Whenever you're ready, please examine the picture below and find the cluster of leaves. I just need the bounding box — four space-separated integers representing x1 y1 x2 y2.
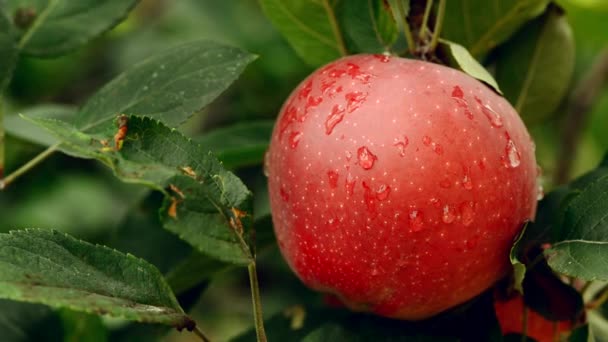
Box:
0 0 607 341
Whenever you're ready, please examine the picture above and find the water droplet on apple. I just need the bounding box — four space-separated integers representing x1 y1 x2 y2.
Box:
345 91 367 113
280 186 289 202
452 86 464 99
327 170 339 189
422 136 432 146
376 184 391 201
325 104 345 135
374 54 390 63
393 136 409 157
537 184 544 201
460 202 475 226
357 146 377 170
409 210 424 232
345 173 355 196
429 198 442 208
442 205 456 224
345 151 352 161
289 131 303 149
502 139 521 168
462 174 473 190
439 178 451 188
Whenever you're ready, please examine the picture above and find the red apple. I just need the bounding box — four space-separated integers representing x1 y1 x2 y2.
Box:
494 294 572 341
266 54 537 320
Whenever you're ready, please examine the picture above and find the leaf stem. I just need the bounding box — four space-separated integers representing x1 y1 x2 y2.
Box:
1 143 59 190
419 0 434 40
429 0 446 52
395 0 415 55
248 262 267 342
321 0 347 56
586 285 608 310
555 48 608 184
193 326 211 342
0 96 4 181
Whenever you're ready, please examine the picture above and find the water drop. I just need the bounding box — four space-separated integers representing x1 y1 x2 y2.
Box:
409 210 424 232
537 184 544 201
422 136 432 146
432 142 443 155
289 131 303 149
345 173 356 196
376 184 391 201
371 267 379 275
362 182 376 213
452 86 464 98
393 136 409 156
460 202 475 226
280 186 289 202
345 91 367 113
439 178 451 188
357 146 377 170
475 97 503 127
502 139 521 168
345 151 353 161
374 54 390 63
325 104 345 135
442 205 456 224
462 174 473 190
327 170 339 189
429 198 442 208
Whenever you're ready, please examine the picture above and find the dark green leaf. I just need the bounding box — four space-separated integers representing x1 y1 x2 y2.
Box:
0 300 63 342
495 5 575 123
569 324 595 342
546 173 608 280
76 40 257 131
25 115 254 265
0 229 193 329
0 9 18 91
338 0 398 53
6 0 138 57
5 104 75 146
195 120 274 170
58 309 108 342
442 0 549 58
259 0 345 66
438 39 502 94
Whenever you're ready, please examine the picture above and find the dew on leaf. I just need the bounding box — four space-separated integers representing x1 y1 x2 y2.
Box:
357 146 377 170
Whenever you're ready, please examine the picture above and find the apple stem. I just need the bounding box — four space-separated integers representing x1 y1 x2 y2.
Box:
419 0 433 41
428 0 446 52
394 0 415 55
193 326 211 342
0 143 59 190
248 262 268 342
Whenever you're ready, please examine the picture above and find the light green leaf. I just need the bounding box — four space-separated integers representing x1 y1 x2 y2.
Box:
439 40 502 94
76 40 257 131
0 229 193 329
259 0 345 66
338 0 398 53
195 120 274 170
25 115 254 265
546 173 608 280
442 0 549 58
0 9 18 91
509 224 527 293
5 104 76 146
495 6 575 123
6 0 138 57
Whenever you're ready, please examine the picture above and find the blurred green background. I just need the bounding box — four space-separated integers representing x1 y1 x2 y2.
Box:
1 0 607 341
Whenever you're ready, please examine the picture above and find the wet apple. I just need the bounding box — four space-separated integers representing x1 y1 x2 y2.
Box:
266 54 537 320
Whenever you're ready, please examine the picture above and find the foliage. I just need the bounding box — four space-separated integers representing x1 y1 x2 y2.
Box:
1 0 608 341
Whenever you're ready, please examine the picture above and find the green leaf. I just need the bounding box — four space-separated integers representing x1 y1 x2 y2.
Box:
58 309 108 342
25 115 254 265
0 9 18 91
0 229 193 329
438 40 502 94
5 104 76 146
509 224 527 293
337 0 398 53
6 0 138 57
259 0 345 67
0 300 64 342
495 5 575 123
195 120 273 169
442 0 549 58
569 324 595 342
546 173 608 280
76 40 257 131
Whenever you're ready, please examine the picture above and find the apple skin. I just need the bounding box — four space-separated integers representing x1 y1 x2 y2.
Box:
494 294 572 341
266 54 537 320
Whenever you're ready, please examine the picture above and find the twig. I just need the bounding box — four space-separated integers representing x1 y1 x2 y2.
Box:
555 48 608 184
395 0 415 55
248 262 267 342
419 0 433 40
429 0 446 52
1 143 59 190
193 326 211 342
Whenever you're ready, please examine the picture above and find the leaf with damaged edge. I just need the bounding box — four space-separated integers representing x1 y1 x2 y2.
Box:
0 229 193 329
24 115 254 265
76 40 256 131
